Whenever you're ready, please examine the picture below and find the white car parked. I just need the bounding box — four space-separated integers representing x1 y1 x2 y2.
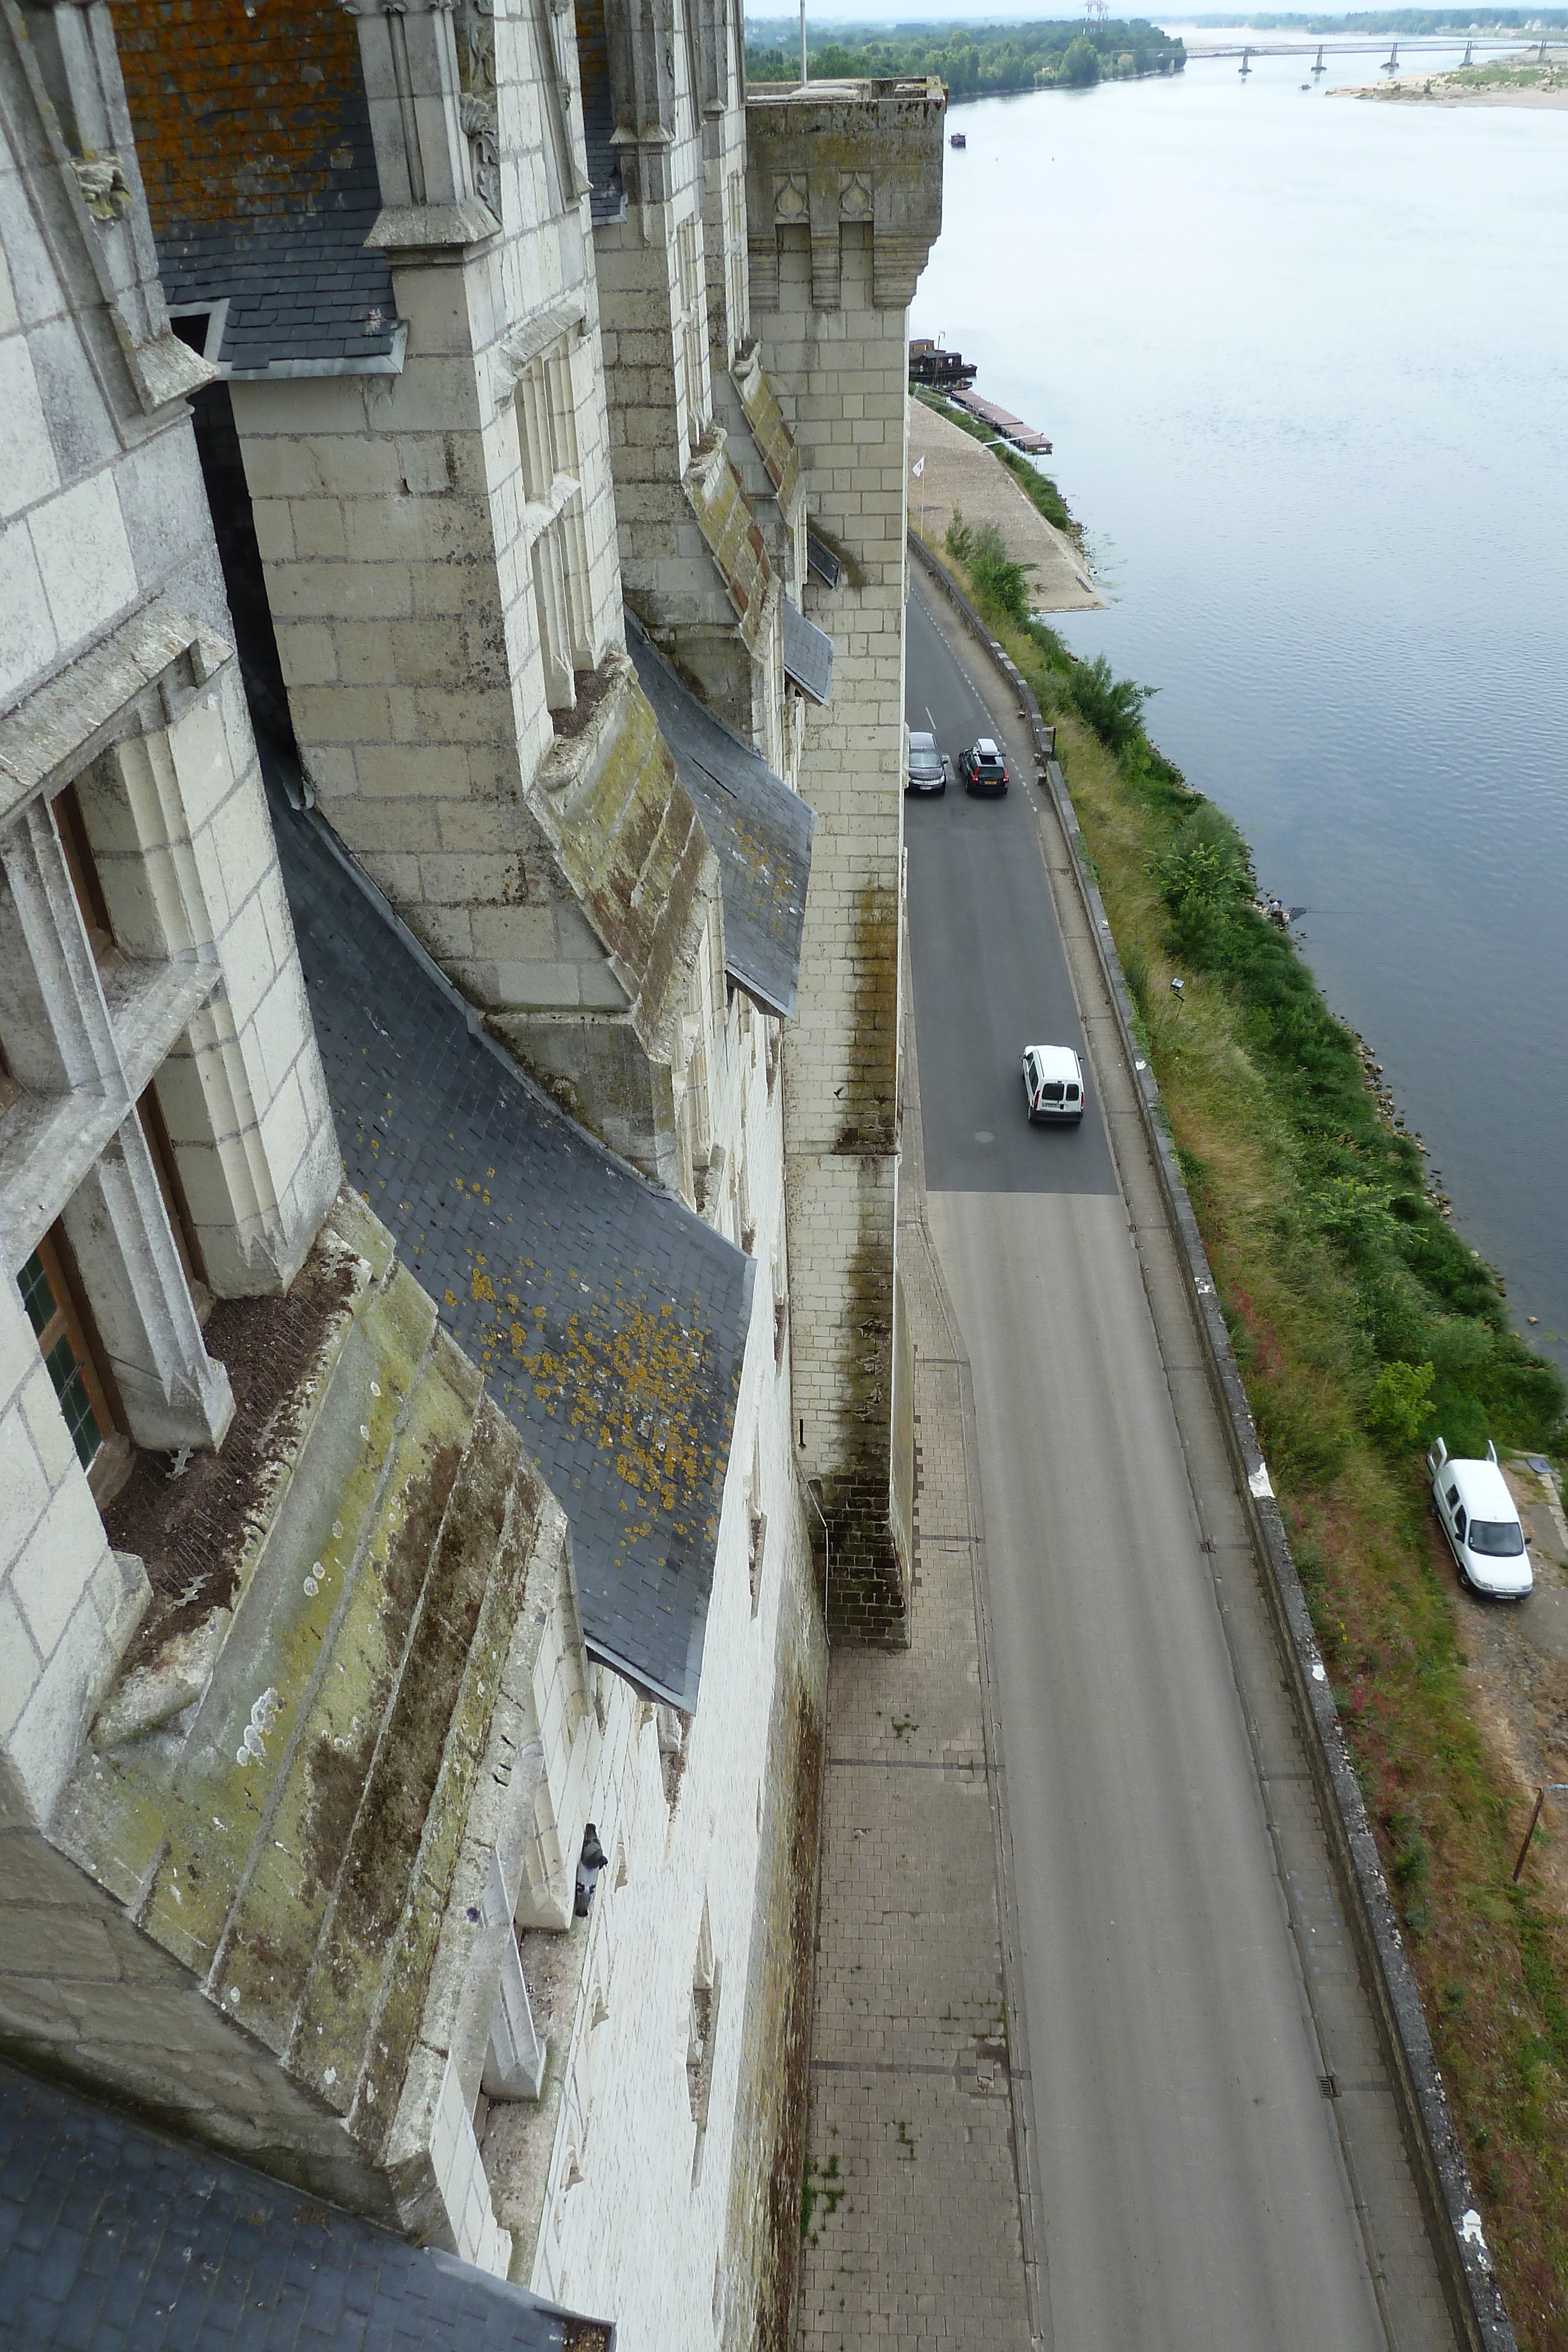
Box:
1426 1438 1533 1598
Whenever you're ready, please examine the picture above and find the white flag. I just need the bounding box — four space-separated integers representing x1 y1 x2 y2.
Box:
911 457 925 479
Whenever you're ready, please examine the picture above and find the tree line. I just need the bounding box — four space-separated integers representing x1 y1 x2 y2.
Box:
743 18 1187 93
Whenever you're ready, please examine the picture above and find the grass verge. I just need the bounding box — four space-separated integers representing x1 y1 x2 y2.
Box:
928 524 1568 2347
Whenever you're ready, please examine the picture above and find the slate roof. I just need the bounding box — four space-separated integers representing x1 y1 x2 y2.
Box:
623 611 815 1023
156 76 399 376
266 777 754 1712
0 2059 612 2350
781 596 834 707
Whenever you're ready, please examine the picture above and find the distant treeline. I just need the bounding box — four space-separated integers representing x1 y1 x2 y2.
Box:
744 17 1186 90
1184 8 1568 24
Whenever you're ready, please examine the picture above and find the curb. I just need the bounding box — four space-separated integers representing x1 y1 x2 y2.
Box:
908 527 1516 2352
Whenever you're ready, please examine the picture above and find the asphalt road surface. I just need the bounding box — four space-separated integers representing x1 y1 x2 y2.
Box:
904 585 1403 2351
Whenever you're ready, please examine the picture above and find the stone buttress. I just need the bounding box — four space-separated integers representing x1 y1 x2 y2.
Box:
746 80 944 1641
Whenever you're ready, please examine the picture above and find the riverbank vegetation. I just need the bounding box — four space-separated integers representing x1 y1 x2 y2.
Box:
932 514 1568 2341
743 17 1186 92
913 389 1081 546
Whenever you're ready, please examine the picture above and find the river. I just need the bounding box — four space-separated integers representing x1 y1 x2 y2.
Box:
914 44 1568 1378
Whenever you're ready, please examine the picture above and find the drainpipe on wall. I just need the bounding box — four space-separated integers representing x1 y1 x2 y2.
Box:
801 1474 830 1645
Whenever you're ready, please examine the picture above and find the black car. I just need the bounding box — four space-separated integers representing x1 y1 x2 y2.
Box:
905 730 951 796
959 738 1008 796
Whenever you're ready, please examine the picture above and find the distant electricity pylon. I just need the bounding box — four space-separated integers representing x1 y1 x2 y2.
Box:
1085 0 1108 21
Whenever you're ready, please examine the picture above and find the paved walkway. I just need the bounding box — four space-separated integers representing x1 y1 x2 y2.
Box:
907 400 1102 614
795 989 1037 2351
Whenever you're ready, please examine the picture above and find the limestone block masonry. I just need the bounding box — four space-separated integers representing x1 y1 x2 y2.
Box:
1 0 339 1829
6 0 908 2330
746 80 944 1641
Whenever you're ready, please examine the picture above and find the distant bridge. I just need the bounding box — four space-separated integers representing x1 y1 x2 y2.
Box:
1186 35 1541 58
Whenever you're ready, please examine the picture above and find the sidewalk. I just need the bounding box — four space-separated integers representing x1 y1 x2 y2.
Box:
795 997 1037 2351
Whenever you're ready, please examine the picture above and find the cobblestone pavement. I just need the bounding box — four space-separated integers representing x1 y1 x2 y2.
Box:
795 1002 1036 2352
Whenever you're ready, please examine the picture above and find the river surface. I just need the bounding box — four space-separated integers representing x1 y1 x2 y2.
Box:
914 46 1568 1375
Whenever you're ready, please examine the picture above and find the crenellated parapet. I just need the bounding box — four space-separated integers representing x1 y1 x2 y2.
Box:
744 78 945 315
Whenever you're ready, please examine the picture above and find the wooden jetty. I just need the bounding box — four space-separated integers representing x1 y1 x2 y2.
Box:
948 389 1052 455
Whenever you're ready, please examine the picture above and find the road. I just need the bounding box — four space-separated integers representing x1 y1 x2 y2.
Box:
904 584 1454 2351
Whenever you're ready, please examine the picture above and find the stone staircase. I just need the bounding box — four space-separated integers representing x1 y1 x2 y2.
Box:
54 1190 550 2177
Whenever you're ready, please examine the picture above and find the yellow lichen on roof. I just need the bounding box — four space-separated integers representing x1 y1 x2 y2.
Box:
465 1265 726 1540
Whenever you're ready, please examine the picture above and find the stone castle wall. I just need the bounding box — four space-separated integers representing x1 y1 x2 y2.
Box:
1 0 338 1825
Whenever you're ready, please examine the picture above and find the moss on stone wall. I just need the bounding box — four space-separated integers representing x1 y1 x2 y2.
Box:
718 1518 826 2350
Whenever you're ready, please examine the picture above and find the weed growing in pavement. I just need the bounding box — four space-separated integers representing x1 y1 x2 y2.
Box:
926 531 1568 2342
802 2153 845 2243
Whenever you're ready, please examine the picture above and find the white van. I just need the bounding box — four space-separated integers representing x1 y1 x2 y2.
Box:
1021 1044 1085 1125
1426 1438 1533 1598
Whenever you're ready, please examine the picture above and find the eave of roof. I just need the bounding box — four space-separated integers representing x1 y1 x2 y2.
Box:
266 776 753 1713
623 611 814 1023
0 2058 613 2351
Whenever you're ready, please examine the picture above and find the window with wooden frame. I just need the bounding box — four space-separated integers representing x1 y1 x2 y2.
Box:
138 1079 210 1311
51 781 115 965
18 1225 123 1480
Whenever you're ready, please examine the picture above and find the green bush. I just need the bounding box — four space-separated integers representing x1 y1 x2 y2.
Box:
1367 1360 1436 1448
948 514 1034 630
1062 34 1101 82
1156 803 1249 913
1066 652 1154 754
